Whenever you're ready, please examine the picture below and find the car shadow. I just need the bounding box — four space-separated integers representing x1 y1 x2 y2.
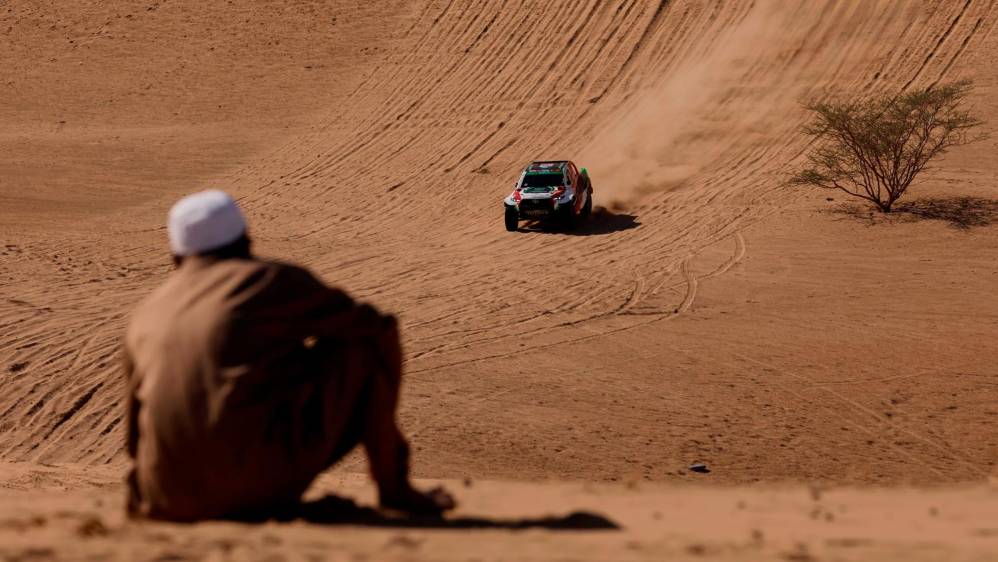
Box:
519 206 640 236
269 494 620 530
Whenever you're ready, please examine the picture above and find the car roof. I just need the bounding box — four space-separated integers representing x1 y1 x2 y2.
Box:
525 161 568 174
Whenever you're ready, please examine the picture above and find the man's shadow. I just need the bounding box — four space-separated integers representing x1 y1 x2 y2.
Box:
290 494 620 530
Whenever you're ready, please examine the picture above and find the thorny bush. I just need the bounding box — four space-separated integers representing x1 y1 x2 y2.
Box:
790 80 985 212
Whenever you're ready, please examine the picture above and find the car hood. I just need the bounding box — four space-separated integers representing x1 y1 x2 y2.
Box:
520 192 553 199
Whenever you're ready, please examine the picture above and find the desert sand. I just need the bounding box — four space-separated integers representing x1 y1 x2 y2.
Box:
2 0 997 560
3 464 998 561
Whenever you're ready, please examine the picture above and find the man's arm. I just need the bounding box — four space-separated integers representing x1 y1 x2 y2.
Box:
277 265 395 340
279 266 454 514
230 264 392 346
122 346 143 515
123 348 138 459
311 299 395 340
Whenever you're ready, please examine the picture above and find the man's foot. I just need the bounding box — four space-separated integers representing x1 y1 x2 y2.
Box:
380 485 456 516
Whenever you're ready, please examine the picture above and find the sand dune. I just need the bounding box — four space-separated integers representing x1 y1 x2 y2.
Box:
2 1 998 558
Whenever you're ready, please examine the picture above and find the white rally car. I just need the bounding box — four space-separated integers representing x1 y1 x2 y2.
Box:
503 160 593 232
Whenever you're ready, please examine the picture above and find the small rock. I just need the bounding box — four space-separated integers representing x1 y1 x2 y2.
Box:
384 534 422 550
782 544 815 562
685 543 707 556
689 463 710 474
76 515 108 537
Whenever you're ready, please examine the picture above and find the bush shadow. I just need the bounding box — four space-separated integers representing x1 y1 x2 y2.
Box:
826 196 998 229
895 196 998 229
519 206 639 236
294 494 620 530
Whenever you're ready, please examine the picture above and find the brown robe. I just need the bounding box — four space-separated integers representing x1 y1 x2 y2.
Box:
123 256 410 521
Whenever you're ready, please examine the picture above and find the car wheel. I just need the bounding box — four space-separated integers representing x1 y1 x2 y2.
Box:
504 208 519 232
559 204 578 231
582 189 593 219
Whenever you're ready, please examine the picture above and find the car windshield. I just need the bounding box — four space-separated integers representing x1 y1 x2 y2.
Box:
521 173 563 189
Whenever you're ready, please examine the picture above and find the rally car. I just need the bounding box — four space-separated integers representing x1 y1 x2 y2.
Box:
503 160 593 231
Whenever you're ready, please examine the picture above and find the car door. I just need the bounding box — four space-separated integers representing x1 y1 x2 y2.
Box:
567 162 583 212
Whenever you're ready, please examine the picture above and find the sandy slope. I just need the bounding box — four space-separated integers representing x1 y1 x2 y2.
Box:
1 0 997 550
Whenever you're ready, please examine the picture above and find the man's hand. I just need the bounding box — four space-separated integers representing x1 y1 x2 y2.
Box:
380 485 456 516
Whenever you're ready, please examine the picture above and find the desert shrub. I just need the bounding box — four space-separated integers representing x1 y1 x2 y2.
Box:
790 80 984 212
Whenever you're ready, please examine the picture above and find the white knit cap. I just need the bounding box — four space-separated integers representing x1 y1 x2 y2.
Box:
167 190 247 256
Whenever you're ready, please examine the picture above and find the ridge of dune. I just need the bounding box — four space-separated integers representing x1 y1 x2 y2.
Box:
1 0 996 489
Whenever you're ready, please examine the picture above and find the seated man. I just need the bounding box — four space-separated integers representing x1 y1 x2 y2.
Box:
123 190 453 521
